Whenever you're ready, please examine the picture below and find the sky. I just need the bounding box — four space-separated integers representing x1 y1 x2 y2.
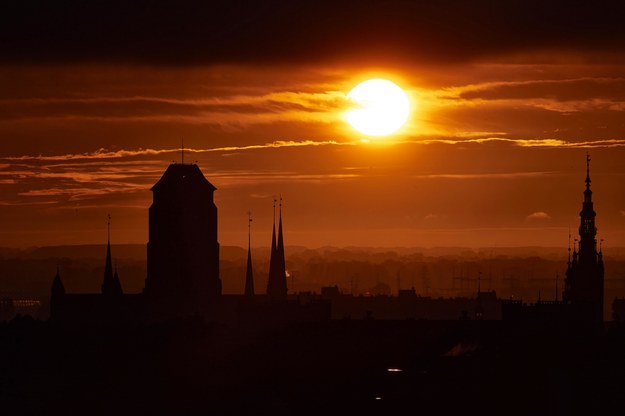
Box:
1 0 625 249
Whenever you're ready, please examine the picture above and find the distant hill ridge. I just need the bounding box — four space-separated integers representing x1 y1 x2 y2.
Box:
2 244 625 261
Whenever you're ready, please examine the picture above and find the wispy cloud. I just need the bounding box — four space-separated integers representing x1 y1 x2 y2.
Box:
0 90 349 125
3 140 352 162
405 137 625 148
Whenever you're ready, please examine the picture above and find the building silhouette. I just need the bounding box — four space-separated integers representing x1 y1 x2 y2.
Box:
50 162 329 324
144 163 222 316
503 154 605 325
563 153 605 323
266 198 288 299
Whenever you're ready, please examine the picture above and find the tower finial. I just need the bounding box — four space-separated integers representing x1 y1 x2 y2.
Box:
273 196 277 225
248 210 252 244
585 152 591 189
107 213 111 243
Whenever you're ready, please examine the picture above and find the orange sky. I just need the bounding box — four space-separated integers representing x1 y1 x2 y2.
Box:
1 1 625 249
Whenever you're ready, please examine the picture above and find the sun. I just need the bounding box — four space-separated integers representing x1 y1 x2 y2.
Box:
345 78 410 137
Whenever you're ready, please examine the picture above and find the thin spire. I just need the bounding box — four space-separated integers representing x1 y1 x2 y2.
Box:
102 214 116 296
585 152 591 189
245 211 254 296
271 197 277 251
600 239 603 253
248 210 252 246
277 195 284 255
268 195 287 299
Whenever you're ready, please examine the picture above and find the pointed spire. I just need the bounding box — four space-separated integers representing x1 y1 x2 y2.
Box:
277 195 284 256
245 211 255 296
102 214 120 296
585 152 591 189
600 238 603 253
272 197 277 251
267 196 287 299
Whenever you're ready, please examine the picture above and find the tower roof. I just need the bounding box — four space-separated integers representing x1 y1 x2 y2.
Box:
151 163 216 192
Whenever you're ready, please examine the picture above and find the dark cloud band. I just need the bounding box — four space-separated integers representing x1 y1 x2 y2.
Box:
2 0 625 65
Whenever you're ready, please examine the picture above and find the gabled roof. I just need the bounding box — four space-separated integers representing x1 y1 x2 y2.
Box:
151 163 216 192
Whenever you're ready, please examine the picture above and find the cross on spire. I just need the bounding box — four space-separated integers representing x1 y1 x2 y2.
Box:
247 210 252 242
585 152 591 189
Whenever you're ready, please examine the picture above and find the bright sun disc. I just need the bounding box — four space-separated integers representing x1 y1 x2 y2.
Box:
346 78 410 136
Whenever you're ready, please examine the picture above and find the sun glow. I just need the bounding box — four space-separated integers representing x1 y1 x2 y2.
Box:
346 79 410 137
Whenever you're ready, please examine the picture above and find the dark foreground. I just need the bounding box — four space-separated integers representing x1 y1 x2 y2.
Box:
2 317 625 415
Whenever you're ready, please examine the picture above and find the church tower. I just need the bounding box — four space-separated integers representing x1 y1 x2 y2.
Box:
144 162 222 315
563 154 605 323
267 198 287 299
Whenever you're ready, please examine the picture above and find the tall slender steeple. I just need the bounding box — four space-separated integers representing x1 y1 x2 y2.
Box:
244 212 255 296
563 153 604 323
276 196 286 282
267 196 287 299
102 214 122 297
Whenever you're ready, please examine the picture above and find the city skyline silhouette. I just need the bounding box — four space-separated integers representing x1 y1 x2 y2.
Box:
2 1 625 414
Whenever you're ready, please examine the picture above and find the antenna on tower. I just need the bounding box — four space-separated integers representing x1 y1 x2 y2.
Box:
107 213 111 242
585 152 591 188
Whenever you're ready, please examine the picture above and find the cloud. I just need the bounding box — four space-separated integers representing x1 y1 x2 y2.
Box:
0 91 348 125
526 212 552 221
407 137 625 148
456 78 625 103
2 140 353 162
